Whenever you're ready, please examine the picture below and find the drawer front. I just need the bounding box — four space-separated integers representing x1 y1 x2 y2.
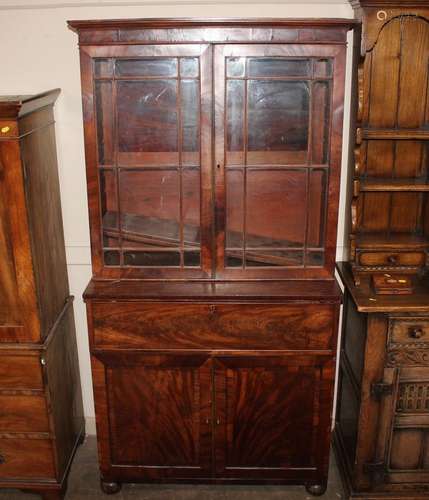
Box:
92 302 336 350
0 354 43 390
390 318 429 345
0 438 55 480
359 251 425 267
0 395 49 433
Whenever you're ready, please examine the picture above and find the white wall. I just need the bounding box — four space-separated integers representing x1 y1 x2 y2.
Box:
0 0 354 432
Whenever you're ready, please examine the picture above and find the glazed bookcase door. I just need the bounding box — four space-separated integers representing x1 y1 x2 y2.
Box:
374 366 429 485
213 355 334 481
214 44 345 279
93 352 213 479
81 44 213 279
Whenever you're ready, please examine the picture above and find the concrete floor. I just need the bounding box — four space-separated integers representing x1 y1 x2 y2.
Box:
0 437 345 499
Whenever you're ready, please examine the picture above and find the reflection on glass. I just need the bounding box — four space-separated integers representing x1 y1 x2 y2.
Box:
182 168 201 244
247 81 309 164
307 169 327 248
306 251 324 267
227 57 245 78
246 169 307 248
117 81 178 165
100 169 118 248
226 80 245 165
95 81 114 164
184 251 201 267
116 58 178 77
311 81 331 164
248 58 311 78
225 169 244 249
245 251 304 267
180 58 199 78
94 59 113 78
103 250 120 266
181 80 199 166
124 251 181 267
314 59 333 78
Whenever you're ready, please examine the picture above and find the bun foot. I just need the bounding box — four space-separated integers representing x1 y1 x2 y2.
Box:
100 479 122 495
305 482 327 496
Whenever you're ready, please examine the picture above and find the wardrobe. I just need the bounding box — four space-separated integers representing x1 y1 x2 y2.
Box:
68 18 354 496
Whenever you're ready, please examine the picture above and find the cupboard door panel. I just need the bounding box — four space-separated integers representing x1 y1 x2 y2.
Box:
214 355 334 480
95 352 212 478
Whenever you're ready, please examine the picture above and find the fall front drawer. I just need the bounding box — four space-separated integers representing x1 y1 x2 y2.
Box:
91 302 336 350
0 438 55 480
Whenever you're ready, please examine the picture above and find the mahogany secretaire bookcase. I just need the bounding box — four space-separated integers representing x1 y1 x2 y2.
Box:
0 91 84 500
335 1 429 499
68 18 355 496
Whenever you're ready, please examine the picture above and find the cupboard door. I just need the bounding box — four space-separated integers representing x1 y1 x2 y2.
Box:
92 352 213 479
373 366 429 485
82 44 213 279
214 44 345 280
213 355 335 480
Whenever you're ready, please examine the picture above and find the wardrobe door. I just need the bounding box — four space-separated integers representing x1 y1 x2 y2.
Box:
81 44 213 279
214 44 345 280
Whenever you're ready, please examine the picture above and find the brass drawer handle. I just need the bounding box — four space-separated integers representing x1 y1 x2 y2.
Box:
387 255 398 265
209 305 216 315
409 327 424 339
0 454 5 465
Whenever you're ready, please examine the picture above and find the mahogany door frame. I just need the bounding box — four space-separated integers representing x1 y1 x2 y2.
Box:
79 44 214 280
213 43 346 280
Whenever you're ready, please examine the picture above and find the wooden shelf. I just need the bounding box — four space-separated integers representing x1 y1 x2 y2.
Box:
358 178 429 192
359 128 429 141
355 233 429 250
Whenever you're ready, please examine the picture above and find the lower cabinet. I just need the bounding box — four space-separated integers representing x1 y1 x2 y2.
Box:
335 286 429 499
87 297 340 493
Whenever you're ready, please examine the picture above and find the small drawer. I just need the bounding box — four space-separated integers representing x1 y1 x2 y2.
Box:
0 438 55 480
389 318 429 345
91 302 336 351
358 252 425 267
0 354 43 390
0 395 49 433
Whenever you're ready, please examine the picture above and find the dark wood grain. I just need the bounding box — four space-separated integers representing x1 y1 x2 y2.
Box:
71 18 351 493
0 92 84 499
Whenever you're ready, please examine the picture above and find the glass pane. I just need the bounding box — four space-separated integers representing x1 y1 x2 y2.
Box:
246 169 307 248
181 80 199 166
183 168 201 245
180 58 199 78
245 250 303 267
116 58 177 77
311 81 331 164
226 80 245 165
227 57 245 78
119 170 180 248
306 251 324 267
94 58 113 78
117 81 178 166
225 169 244 250
314 59 333 78
248 58 311 77
307 169 327 248
124 251 180 267
95 81 114 165
247 81 309 165
100 169 119 248
103 250 120 266
184 251 200 267
225 254 243 268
